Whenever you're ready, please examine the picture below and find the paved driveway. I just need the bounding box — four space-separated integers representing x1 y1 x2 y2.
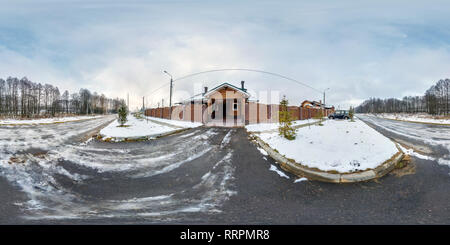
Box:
1 116 450 224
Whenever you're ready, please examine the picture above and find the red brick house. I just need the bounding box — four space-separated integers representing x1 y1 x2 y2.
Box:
145 81 334 127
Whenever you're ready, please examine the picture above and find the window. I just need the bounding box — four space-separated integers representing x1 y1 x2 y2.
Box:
233 99 238 111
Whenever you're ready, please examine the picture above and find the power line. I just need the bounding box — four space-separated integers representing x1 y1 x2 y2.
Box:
143 68 323 101
174 68 323 94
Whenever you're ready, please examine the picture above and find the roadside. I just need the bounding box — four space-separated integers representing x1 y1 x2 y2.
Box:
249 118 404 182
358 114 450 167
361 113 450 126
0 115 104 126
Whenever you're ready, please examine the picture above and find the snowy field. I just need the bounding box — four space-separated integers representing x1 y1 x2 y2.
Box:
245 119 320 132
364 113 450 125
0 115 103 125
99 115 201 140
257 119 399 173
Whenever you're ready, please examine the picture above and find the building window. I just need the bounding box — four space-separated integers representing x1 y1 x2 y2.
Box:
233 99 238 111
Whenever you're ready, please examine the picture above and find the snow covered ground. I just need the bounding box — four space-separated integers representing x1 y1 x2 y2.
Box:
0 115 103 125
99 115 201 141
257 119 399 173
364 113 450 125
245 119 320 133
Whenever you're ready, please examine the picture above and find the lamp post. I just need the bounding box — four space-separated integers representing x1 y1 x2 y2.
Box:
163 70 173 119
323 88 330 116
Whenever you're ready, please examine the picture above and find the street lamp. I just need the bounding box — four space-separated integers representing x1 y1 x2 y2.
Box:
323 88 330 115
163 70 173 119
323 88 330 107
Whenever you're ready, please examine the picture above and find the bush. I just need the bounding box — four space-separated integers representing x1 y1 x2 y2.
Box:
349 106 355 121
118 104 128 126
278 96 297 140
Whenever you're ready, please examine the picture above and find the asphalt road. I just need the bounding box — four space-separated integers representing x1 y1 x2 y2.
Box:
1 115 450 224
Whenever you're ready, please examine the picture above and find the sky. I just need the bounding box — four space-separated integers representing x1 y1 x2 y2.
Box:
1 0 450 110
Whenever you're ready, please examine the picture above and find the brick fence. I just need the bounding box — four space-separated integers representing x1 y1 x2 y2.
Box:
144 102 333 125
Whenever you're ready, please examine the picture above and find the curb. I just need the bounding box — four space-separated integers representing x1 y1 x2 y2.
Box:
249 119 324 134
250 134 404 183
98 128 190 143
143 117 185 129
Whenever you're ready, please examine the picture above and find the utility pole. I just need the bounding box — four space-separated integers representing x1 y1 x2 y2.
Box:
323 88 330 116
164 71 173 119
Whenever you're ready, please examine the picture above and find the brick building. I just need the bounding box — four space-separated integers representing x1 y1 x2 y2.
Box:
145 81 334 127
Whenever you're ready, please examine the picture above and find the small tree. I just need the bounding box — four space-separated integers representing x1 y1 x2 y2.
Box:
118 103 128 126
278 96 297 140
349 106 355 121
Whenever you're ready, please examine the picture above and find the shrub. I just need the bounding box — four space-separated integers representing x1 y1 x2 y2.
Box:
349 106 355 121
278 96 297 140
118 104 128 126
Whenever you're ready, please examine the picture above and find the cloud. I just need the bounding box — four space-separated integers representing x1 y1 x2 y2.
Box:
1 0 450 110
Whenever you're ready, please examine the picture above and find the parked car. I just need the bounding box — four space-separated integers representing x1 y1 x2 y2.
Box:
328 110 350 119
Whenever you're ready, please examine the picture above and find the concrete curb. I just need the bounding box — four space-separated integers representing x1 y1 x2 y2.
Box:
98 128 190 143
250 134 404 183
250 119 324 134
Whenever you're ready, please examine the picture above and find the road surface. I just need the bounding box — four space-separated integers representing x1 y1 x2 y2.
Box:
1 115 450 224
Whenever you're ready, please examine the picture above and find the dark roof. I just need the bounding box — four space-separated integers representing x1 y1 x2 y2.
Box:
203 82 250 98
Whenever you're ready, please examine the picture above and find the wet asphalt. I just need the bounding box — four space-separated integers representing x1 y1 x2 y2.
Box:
1 116 450 224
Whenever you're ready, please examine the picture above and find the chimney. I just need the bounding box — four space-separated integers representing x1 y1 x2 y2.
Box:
204 86 208 94
241 81 245 90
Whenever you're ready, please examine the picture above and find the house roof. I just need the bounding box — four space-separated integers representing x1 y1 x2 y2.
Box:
180 82 252 104
203 82 251 98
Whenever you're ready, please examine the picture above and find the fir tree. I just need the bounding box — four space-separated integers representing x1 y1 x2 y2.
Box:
349 106 355 121
278 96 297 140
118 103 128 126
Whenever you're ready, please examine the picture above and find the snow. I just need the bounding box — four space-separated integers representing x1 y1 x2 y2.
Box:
257 119 399 173
0 115 103 125
245 119 320 132
99 115 179 140
269 164 290 179
144 116 202 128
397 144 435 161
257 147 268 156
294 177 308 183
366 113 450 125
99 114 202 141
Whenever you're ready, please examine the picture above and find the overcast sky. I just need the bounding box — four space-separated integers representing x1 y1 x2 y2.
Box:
1 0 450 110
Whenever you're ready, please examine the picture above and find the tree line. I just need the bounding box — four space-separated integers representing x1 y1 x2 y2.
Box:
355 78 450 115
0 76 125 118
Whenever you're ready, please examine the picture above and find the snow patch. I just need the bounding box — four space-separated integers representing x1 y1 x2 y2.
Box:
294 177 308 183
269 164 290 179
397 144 435 161
220 130 233 148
